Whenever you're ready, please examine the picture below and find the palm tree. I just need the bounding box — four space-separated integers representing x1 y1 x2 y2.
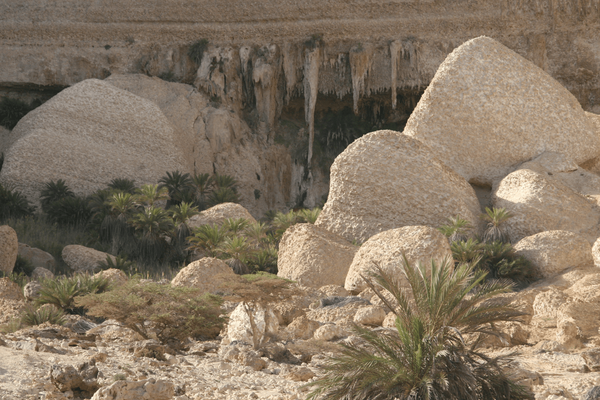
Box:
245 221 269 248
40 179 75 213
103 192 138 254
206 187 240 207
212 173 238 192
306 257 532 400
481 207 513 244
192 173 214 209
220 236 251 274
135 184 169 208
159 171 194 207
439 215 473 243
130 206 175 264
222 217 249 237
188 224 227 257
170 202 199 259
298 207 321 224
107 178 137 194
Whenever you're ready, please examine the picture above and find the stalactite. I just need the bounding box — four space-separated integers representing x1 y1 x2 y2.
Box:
349 44 373 115
303 46 320 170
282 42 301 104
390 40 402 110
252 45 281 134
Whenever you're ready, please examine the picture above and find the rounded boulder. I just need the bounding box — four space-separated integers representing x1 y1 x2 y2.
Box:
171 257 237 294
277 223 358 288
345 226 452 293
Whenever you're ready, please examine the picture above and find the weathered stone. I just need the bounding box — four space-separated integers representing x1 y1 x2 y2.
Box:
315 130 481 243
277 223 358 287
0 79 186 204
218 343 267 371
0 277 24 301
31 267 54 281
318 285 349 298
90 379 174 400
188 203 256 230
287 366 315 382
23 281 41 301
307 296 370 324
171 257 238 294
61 245 116 274
532 289 570 320
285 316 320 340
50 362 99 395
344 226 452 293
224 302 279 347
404 36 600 186
313 324 346 341
582 386 600 400
93 268 127 286
382 312 397 329
493 169 600 243
353 305 386 326
514 231 594 278
0 225 18 275
18 243 55 273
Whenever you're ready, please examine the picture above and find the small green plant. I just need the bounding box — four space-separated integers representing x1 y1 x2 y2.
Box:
113 373 127 382
76 280 225 344
98 255 136 274
0 318 23 333
481 207 513 243
439 215 473 243
36 275 110 314
21 305 66 327
188 39 209 65
306 258 532 400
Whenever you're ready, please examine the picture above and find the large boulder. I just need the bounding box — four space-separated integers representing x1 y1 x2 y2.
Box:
277 223 358 287
404 36 600 185
0 225 18 275
18 243 55 272
492 168 600 243
344 226 452 293
514 231 594 278
171 257 238 294
0 79 185 203
188 202 257 230
62 245 116 274
315 130 481 243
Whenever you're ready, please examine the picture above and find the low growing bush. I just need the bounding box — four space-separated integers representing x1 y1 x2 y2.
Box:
36 274 110 314
76 280 225 344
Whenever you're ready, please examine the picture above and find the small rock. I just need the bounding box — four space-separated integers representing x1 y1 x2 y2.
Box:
285 316 320 340
313 324 346 341
353 305 386 326
31 267 54 280
23 280 42 301
218 343 266 371
287 366 315 382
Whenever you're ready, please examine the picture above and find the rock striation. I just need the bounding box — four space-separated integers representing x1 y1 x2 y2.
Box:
277 223 358 287
316 130 481 243
404 36 600 185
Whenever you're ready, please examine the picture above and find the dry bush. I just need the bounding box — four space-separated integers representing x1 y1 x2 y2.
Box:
76 280 224 344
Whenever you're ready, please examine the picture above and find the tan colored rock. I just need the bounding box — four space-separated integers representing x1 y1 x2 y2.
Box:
592 238 600 269
277 223 358 287
0 226 18 275
353 305 386 326
90 379 174 400
344 226 452 293
315 130 481 243
218 344 267 371
93 269 127 286
285 316 320 340
493 169 600 243
532 289 571 320
287 366 315 382
61 245 116 274
171 257 238 294
404 36 600 186
514 231 593 278
306 297 370 324
224 302 279 347
313 324 346 341
318 285 349 298
382 312 397 328
0 79 186 203
31 267 54 281
0 277 24 301
23 281 41 301
565 272 600 303
18 243 55 273
188 203 257 230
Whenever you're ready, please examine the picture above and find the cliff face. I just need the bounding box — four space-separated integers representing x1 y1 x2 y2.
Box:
2 0 600 212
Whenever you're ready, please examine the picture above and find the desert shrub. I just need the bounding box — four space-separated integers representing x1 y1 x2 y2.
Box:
188 38 209 64
76 280 225 344
306 258 532 400
0 183 35 220
36 274 110 314
46 196 93 226
13 255 35 276
0 97 38 129
21 305 66 327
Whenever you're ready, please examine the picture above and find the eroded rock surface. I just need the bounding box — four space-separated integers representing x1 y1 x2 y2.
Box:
0 226 18 275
